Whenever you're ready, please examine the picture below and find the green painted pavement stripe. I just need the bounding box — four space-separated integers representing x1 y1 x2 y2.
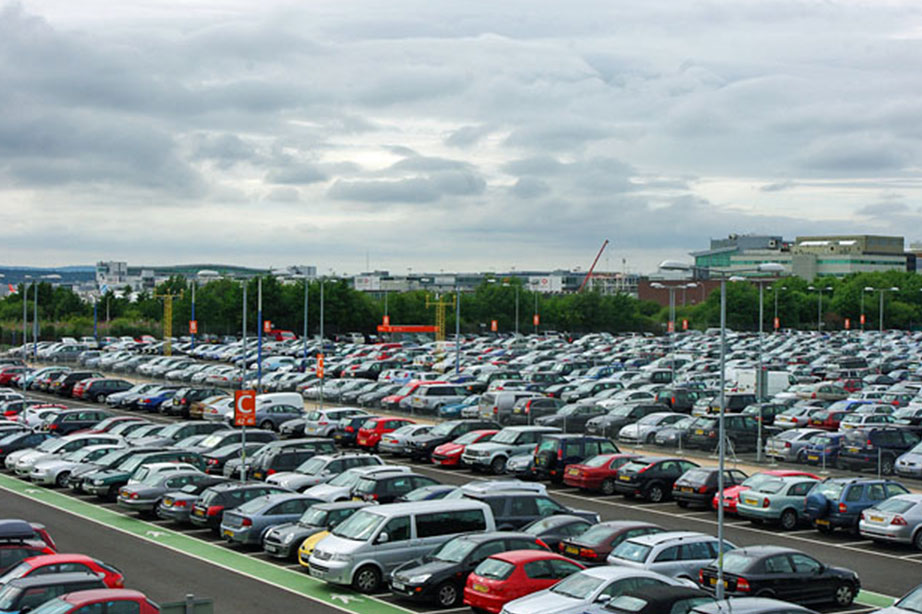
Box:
0 473 412 614
856 589 896 608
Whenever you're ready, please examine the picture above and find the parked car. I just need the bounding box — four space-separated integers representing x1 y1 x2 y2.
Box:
42 409 111 435
0 573 106 613
302 466 412 503
617 412 687 445
462 490 599 530
267 453 384 492
407 419 501 462
607 531 736 581
520 515 594 552
356 417 415 452
534 403 610 433
562 453 641 495
763 428 825 463
736 475 821 530
26 589 160 614
614 457 700 503
587 404 670 439
858 493 922 549
0 553 124 589
462 426 560 475
221 493 323 546
0 520 56 574
189 482 289 532
351 471 440 503
837 427 920 474
532 434 619 482
118 470 221 516
714 470 820 514
559 521 663 566
377 424 432 456
672 468 749 509
698 546 859 606
805 477 911 533
262 501 370 560
685 414 760 453
431 429 497 467
462 550 586 614
508 397 565 425
333 414 381 447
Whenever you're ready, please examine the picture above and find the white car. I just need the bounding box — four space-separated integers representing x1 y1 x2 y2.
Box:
128 461 200 485
29 444 124 487
617 412 686 445
8 434 123 476
303 465 411 502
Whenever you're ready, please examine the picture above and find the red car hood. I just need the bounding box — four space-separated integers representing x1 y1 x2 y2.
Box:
435 443 464 455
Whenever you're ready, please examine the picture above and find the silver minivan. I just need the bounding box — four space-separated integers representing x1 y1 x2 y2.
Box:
308 499 496 593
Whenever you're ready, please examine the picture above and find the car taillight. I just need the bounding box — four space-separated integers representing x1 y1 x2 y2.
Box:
784 442 792 448
892 515 908 526
579 548 598 558
737 577 751 592
267 469 276 475
174 501 187 507
206 458 218 465
114 578 124 588
48 424 58 431
346 426 354 432
242 517 252 527
319 421 328 426
557 542 565 552
637 464 650 473
130 492 139 499
698 486 709 494
557 448 563 460
839 503 848 513
698 570 704 584
763 498 770 508
866 439 874 448
206 505 223 516
535 539 549 550
493 406 498 414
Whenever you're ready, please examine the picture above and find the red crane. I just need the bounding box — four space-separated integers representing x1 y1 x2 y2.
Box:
578 239 609 292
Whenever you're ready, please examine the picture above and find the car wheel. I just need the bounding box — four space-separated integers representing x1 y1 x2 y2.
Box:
352 565 381 594
260 420 274 431
834 581 856 606
913 530 922 551
880 455 895 476
96 394 106 403
756 589 776 599
780 509 798 531
646 483 665 503
600 479 616 496
55 471 70 488
645 432 657 444
796 450 807 463
435 581 460 608
490 456 507 475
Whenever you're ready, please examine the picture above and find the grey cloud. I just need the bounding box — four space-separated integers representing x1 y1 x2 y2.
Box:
510 177 551 199
391 156 473 172
856 202 910 216
504 120 612 151
328 178 440 203
264 186 301 202
445 125 493 147
191 133 259 169
502 156 566 177
798 135 911 173
265 164 327 185
760 180 796 192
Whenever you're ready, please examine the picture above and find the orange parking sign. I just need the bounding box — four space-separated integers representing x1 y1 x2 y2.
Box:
263 320 272 333
234 390 256 426
317 353 325 379
189 320 198 335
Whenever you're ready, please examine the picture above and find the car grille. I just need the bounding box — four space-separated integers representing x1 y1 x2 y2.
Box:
311 563 329 573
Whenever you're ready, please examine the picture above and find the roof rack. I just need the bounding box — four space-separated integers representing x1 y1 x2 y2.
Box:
0 519 37 542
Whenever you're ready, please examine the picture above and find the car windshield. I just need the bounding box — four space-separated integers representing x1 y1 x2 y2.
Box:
0 583 22 610
361 419 378 429
431 537 477 563
473 558 515 580
36 438 61 452
157 423 185 438
721 552 753 574
299 507 328 527
681 469 712 484
550 573 603 599
607 405 634 417
353 477 376 494
332 509 384 541
610 541 652 562
491 430 520 444
578 524 622 545
537 439 559 454
455 431 487 445
895 586 922 614
673 418 693 429
814 436 835 446
742 473 783 490
296 458 326 475
753 479 786 494
198 433 227 449
326 470 362 488
119 455 150 472
871 498 916 514
391 425 415 436
429 422 457 437
236 496 273 515
0 561 31 585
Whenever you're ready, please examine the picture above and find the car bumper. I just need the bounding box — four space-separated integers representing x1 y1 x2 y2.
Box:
737 505 779 521
157 506 192 523
895 463 922 478
307 558 352 585
858 521 913 543
221 525 258 544
462 587 505 614
117 497 158 511
85 483 117 496
562 475 602 490
672 490 712 505
389 580 435 602
461 455 491 469
262 541 295 558
29 472 57 485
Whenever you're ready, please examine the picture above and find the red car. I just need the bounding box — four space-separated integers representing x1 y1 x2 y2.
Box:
0 520 56 574
71 378 100 399
713 469 821 513
808 409 848 431
0 366 29 386
562 453 640 494
432 429 498 466
463 550 585 614
29 589 160 614
356 417 415 451
2 554 125 588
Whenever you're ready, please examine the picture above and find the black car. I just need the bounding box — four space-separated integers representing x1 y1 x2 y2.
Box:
351 472 440 503
519 514 594 551
673 467 749 508
389 531 549 607
533 403 609 433
82 378 133 403
585 404 670 438
463 490 599 530
166 386 227 418
67 446 167 491
262 501 369 560
407 419 500 461
837 427 919 474
655 388 704 412
0 431 54 462
334 414 381 447
192 428 278 455
685 413 761 453
225 438 338 480
613 456 700 502
43 408 111 435
559 521 663 566
607 585 715 614
508 397 566 425
699 546 860 607
203 442 266 475
532 434 619 482
189 482 290 532
53 370 102 396
741 403 789 427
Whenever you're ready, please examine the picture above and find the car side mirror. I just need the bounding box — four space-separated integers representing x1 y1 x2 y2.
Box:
376 531 390 544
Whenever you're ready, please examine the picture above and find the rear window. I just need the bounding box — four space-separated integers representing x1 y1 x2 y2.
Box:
610 540 652 563
752 479 785 494
473 558 515 580
815 482 845 500
583 455 612 468
721 552 754 574
872 498 916 514
354 477 376 494
537 439 559 454
680 469 712 484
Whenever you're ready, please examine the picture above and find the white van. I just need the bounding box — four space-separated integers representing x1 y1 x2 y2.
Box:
309 499 495 593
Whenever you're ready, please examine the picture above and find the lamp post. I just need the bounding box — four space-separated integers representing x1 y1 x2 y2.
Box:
650 282 696 383
747 276 780 461
190 281 196 350
22 276 30 362
319 276 325 411
239 278 248 483
658 260 783 600
256 277 263 394
455 283 461 376
32 279 38 361
806 285 832 331
302 277 309 371
864 286 899 374
514 284 520 336
533 289 539 334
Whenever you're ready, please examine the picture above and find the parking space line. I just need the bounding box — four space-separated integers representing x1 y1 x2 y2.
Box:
900 553 922 559
840 540 874 547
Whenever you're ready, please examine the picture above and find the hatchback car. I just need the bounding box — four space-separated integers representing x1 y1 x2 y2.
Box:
559 521 663 566
352 472 440 503
532 434 619 482
0 554 124 589
672 468 748 509
736 475 821 530
221 493 322 546
377 424 432 456
562 453 641 495
0 573 106 614
189 482 290 532
431 429 497 467
26 589 160 614
607 531 736 581
614 457 700 503
837 427 919 474
520 515 594 552
805 477 910 533
262 501 369 560
714 470 819 514
356 417 415 452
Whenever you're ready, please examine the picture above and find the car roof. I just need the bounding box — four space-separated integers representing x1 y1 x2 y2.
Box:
8 572 104 588
18 553 95 566
692 597 816 614
581 565 670 580
61 589 148 605
0 519 37 541
491 550 569 564
626 531 710 546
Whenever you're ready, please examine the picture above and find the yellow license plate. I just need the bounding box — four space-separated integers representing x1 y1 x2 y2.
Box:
222 529 233 538
695 429 705 435
744 498 758 505
815 519 830 526
567 468 579 476
870 515 884 522
849 447 860 453
708 578 728 588
193 509 204 517
808 455 818 461
682 487 693 493
120 490 129 498
619 475 631 481
163 498 173 506
352 496 362 502
565 545 579 555
358 439 366 445
473 584 489 593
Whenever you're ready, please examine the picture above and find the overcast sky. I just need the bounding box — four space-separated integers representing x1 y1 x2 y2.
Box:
3 0 921 275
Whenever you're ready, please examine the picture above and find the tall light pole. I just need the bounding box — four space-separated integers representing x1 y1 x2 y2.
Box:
514 284 520 336
807 285 832 331
302 277 309 371
455 283 461 376
190 281 196 350
747 276 780 461
864 286 899 374
318 277 325 411
22 276 30 361
533 289 539 334
651 282 695 383
239 278 248 483
659 260 783 600
860 289 866 332
256 277 263 394
32 279 38 361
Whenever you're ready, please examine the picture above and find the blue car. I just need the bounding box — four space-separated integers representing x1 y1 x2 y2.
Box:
438 394 480 419
804 477 910 533
803 433 846 467
136 387 179 412
221 493 322 546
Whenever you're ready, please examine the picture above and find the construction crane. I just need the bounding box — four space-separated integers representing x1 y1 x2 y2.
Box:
426 293 456 342
155 291 182 356
578 239 609 292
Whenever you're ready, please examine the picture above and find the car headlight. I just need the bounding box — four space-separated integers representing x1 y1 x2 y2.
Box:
282 533 296 544
408 574 431 584
94 479 104 485
330 553 352 562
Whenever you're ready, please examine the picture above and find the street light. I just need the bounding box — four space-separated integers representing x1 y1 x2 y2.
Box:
806 285 832 331
864 286 900 374
658 260 783 600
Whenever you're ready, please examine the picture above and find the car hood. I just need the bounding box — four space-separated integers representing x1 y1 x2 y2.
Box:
131 437 172 447
268 472 320 488
32 458 76 471
502 589 581 614
465 442 513 453
15 450 53 465
410 434 448 445
393 558 456 580
86 468 127 481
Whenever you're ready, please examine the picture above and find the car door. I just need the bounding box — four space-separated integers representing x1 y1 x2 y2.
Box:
761 553 800 600
375 514 413 573
789 553 830 602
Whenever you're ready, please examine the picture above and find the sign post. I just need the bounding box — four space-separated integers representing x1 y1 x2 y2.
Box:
490 320 498 332
317 353 325 410
234 389 256 482
773 316 780 331
188 320 198 335
844 318 851 330
682 319 688 331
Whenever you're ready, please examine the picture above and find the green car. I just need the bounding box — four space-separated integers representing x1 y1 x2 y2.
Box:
736 475 820 531
83 450 204 499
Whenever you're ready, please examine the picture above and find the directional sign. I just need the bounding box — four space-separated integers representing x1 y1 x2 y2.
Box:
382 315 390 326
330 594 362 604
773 317 780 330
189 320 198 335
263 320 272 333
316 354 325 379
234 390 256 427
682 319 689 331
860 314 866 326
844 318 851 330
145 530 167 538
667 320 675 333
490 320 498 332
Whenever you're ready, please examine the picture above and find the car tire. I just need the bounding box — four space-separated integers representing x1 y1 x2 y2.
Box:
96 394 106 403
834 581 857 606
796 450 807 463
600 479 616 496
435 581 460 608
780 509 798 531
645 433 657 444
352 565 381 594
490 456 507 475
817 523 834 534
913 530 922 551
881 455 895 476
260 420 274 431
55 471 70 488
646 483 666 503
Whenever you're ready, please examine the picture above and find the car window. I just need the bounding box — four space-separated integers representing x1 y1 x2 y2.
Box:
523 559 554 579
844 486 864 502
790 482 815 497
535 497 567 516
790 553 821 573
107 600 141 614
548 558 583 578
867 484 886 501
510 497 538 516
561 521 590 537
381 516 410 542
72 604 105 614
564 441 581 458
509 538 546 552
886 483 910 497
680 541 712 560
470 540 506 563
764 555 795 573
654 545 679 562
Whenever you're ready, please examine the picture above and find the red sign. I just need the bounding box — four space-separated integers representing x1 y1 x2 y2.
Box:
844 318 851 330
667 320 675 333
189 320 198 335
316 354 325 379
490 320 498 332
377 324 439 333
234 390 256 427
382 315 390 326
682 319 688 331
533 314 540 326
773 317 780 330
263 320 272 333
860 314 866 325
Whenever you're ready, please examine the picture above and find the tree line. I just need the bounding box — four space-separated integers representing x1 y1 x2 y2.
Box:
1 270 921 344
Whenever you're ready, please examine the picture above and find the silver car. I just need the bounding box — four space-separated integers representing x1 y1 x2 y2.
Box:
606 531 735 581
377 424 432 456
29 444 123 487
858 493 922 549
896 442 922 478
763 428 825 462
617 412 686 445
303 466 411 502
876 583 922 614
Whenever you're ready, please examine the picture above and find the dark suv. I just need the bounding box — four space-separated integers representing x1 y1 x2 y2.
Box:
52 371 102 397
407 419 500 461
83 378 133 403
351 472 440 504
804 477 910 533
685 413 760 453
534 403 609 433
613 456 700 502
190 482 289 532
508 397 565 425
225 438 338 479
166 387 227 418
654 388 702 412
43 409 111 435
837 427 920 475
463 490 599 530
531 434 619 482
